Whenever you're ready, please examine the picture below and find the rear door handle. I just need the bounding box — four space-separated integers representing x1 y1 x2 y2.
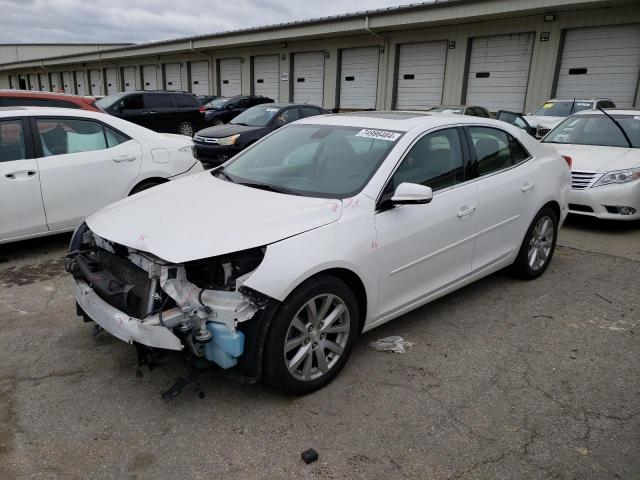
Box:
457 206 476 218
521 183 535 192
112 155 136 163
5 170 36 179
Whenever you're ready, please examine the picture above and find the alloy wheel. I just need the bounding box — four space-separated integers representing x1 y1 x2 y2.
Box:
283 294 350 382
179 123 194 136
528 215 554 271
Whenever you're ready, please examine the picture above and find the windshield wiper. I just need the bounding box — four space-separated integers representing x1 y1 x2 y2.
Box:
214 168 235 183
232 122 250 126
598 108 632 148
238 181 301 196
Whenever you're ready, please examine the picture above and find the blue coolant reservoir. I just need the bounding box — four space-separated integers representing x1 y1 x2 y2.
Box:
204 322 245 369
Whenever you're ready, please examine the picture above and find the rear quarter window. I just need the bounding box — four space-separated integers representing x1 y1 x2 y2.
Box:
174 94 199 107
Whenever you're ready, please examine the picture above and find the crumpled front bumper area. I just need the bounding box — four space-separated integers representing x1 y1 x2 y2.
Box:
75 279 183 350
68 229 269 369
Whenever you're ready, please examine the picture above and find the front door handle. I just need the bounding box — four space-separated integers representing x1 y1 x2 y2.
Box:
112 155 136 163
457 206 476 218
521 183 535 192
5 170 36 179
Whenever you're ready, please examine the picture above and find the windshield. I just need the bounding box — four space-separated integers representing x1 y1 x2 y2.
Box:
543 115 640 148
95 93 127 110
220 124 403 198
231 105 280 127
206 98 230 109
532 101 593 117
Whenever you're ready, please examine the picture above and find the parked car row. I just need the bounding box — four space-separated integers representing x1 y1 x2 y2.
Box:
1 83 637 395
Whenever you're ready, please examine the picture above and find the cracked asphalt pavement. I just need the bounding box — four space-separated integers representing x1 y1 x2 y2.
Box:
0 215 638 479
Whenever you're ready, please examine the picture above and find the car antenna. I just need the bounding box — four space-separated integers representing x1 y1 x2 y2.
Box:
597 107 632 148
570 97 576 115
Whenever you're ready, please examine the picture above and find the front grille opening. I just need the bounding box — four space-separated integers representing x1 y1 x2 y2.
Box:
569 203 593 213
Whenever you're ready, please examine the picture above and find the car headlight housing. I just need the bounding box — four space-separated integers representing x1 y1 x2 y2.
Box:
218 134 240 146
592 168 640 187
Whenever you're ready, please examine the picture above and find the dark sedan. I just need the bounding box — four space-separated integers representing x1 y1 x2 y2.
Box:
203 95 274 125
194 103 327 167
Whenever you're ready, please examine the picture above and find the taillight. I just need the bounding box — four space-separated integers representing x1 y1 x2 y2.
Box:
562 155 572 168
199 106 205 113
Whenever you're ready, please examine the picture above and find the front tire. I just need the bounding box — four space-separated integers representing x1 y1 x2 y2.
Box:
511 206 558 279
262 275 359 395
177 121 194 137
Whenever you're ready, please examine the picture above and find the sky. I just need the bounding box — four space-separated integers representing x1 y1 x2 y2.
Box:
0 0 419 44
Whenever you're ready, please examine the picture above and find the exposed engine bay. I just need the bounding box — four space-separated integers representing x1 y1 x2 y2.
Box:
66 224 272 370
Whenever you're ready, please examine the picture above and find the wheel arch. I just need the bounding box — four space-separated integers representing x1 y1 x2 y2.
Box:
128 176 169 195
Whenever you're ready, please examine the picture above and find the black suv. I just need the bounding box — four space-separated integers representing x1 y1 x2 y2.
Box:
194 103 327 167
96 91 206 136
203 95 273 125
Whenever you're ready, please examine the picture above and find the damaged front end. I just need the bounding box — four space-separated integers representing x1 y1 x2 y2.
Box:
66 223 274 371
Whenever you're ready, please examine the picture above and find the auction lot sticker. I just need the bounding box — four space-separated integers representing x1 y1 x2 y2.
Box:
356 129 402 141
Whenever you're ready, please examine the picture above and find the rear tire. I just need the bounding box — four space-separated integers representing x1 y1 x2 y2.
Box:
177 121 194 137
262 275 359 395
510 206 558 279
129 181 163 196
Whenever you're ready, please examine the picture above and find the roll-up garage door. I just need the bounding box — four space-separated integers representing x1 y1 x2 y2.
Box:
253 55 279 101
190 61 209 95
395 41 447 110
50 73 61 92
105 68 118 94
122 67 136 91
339 46 380 110
293 51 325 106
75 71 87 96
62 72 73 93
219 58 242 97
27 74 36 90
555 25 640 108
89 69 104 96
142 65 158 91
164 63 182 91
465 32 534 113
38 73 51 92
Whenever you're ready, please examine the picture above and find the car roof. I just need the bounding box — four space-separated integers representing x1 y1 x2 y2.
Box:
546 98 612 103
0 106 108 119
573 108 640 116
296 110 505 132
0 89 93 100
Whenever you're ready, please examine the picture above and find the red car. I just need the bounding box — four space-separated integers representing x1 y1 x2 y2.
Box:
0 90 100 111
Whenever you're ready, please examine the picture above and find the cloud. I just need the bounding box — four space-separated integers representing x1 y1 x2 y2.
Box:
0 0 412 44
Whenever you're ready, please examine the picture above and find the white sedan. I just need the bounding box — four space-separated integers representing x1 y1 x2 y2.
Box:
542 109 640 220
68 112 570 394
0 107 203 244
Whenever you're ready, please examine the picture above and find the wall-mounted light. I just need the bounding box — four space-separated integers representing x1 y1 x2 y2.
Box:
448 40 456 49
379 46 385 54
540 32 550 42
281 54 286 61
544 14 556 22
324 51 330 58
281 42 288 48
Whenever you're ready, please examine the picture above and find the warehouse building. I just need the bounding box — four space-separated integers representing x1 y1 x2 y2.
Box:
0 0 638 113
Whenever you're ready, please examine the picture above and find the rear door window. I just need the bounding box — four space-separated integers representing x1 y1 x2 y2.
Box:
145 94 175 109
300 107 322 118
469 126 526 175
35 118 126 156
3 97 52 107
0 120 26 162
174 94 198 107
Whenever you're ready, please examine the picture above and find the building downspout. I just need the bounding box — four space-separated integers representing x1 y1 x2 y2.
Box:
364 16 384 40
189 40 209 57
364 16 389 108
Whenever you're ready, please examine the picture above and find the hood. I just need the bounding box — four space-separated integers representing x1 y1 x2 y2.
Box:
547 144 640 172
197 124 263 138
523 116 564 129
86 172 342 263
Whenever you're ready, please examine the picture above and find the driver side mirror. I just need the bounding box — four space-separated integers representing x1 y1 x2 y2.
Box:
391 183 433 205
496 110 536 137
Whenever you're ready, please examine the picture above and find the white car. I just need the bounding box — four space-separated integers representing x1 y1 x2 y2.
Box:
0 107 203 244
524 98 616 138
68 112 570 394
542 109 640 220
